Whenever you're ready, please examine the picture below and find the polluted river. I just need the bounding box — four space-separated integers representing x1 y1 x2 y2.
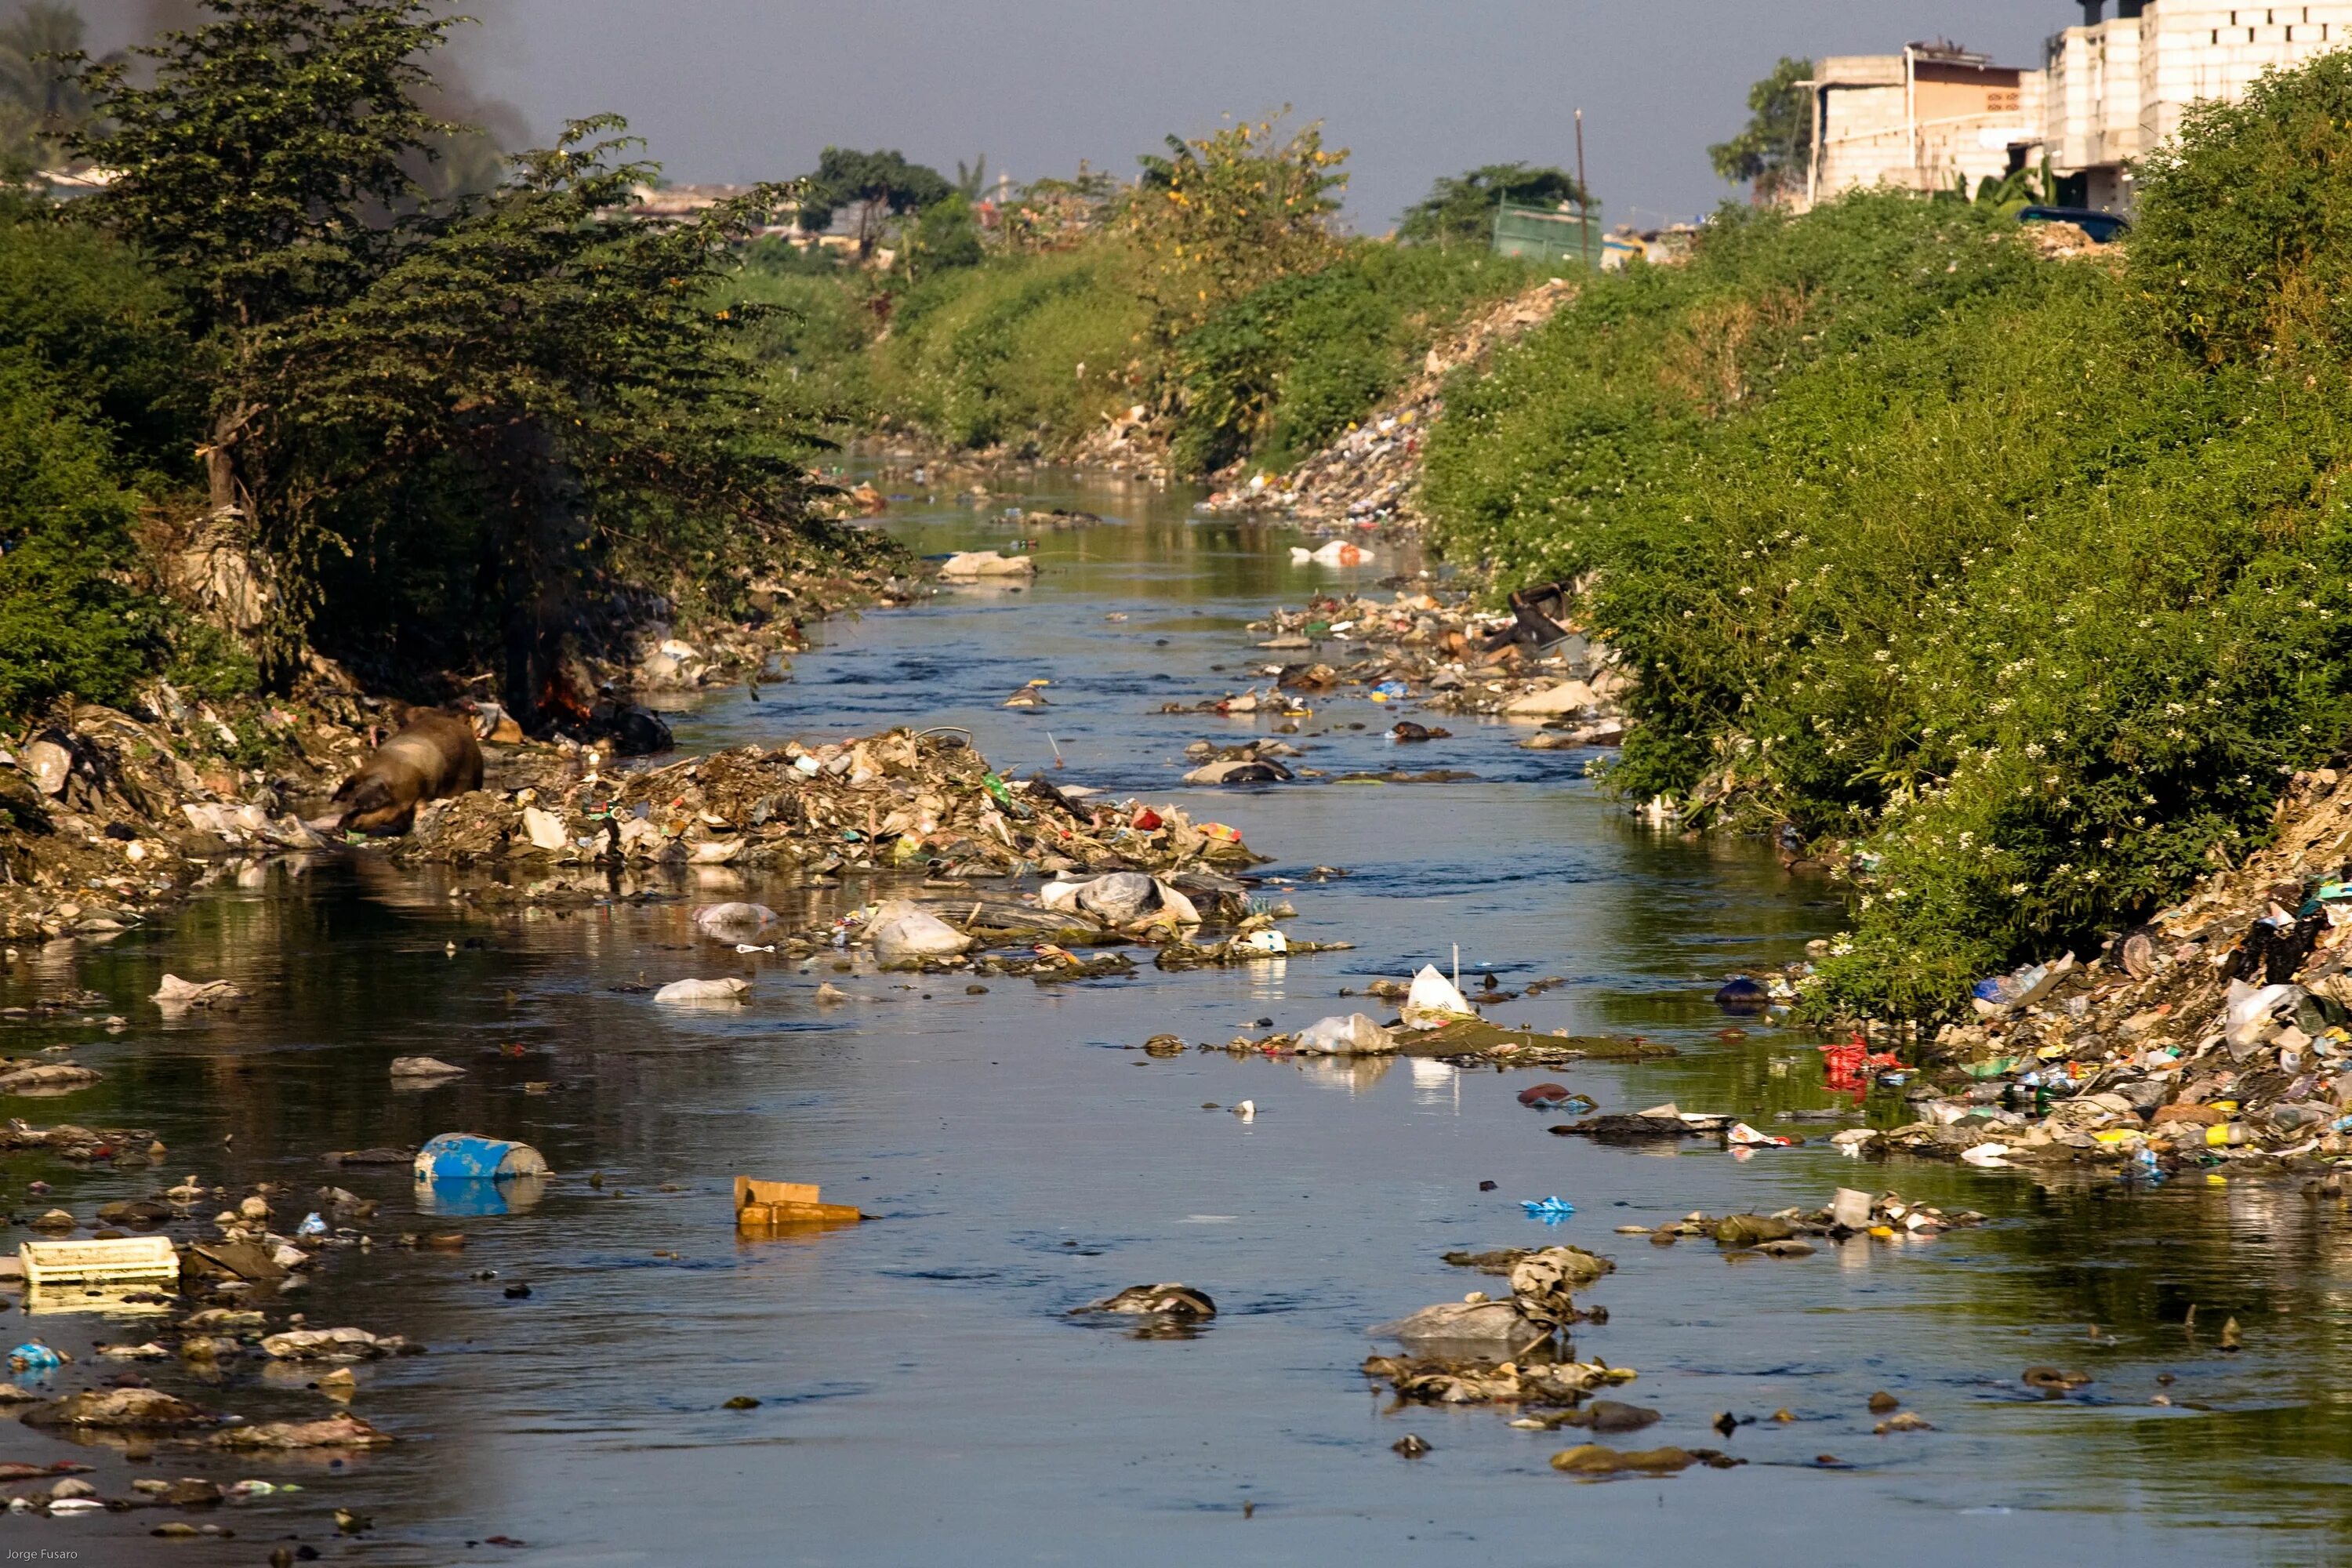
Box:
5 470 2350 1567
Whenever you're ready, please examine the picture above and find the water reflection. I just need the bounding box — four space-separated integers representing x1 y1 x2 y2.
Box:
0 470 2336 1563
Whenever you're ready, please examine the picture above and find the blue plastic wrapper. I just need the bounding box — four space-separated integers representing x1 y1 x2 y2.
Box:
1521 1196 1576 1222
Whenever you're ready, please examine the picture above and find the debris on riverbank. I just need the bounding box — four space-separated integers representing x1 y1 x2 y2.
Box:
392 726 1264 883
1210 585 1634 742
1198 279 1579 528
0 562 912 943
1138 968 1671 1066
1848 766 2352 1177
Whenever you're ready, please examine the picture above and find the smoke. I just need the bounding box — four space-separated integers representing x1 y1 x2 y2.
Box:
93 2 532 188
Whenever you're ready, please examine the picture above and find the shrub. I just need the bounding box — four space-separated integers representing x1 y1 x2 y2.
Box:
0 362 161 716
872 246 1148 449
1426 176 2352 1017
1168 242 1534 474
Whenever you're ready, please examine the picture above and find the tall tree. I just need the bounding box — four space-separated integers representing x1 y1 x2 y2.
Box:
954 154 986 201
1709 56 1815 203
257 120 837 712
67 0 460 565
1398 163 1588 246
797 147 949 259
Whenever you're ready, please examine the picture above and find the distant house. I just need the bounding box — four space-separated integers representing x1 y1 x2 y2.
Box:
1804 42 2043 208
1803 4 2352 215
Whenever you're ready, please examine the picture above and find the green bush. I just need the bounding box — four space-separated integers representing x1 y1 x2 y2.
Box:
871 245 1148 450
0 362 162 716
2129 49 2352 367
723 252 882 429
1426 173 2352 1017
1167 242 1534 474
0 198 192 474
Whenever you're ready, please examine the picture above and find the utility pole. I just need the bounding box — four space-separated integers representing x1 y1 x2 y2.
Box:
1575 108 1594 270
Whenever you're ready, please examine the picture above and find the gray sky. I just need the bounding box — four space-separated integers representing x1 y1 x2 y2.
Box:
469 0 2070 228
103 1 2073 228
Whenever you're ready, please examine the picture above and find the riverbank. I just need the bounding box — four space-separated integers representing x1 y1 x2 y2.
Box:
0 558 913 943
5 466 2349 1566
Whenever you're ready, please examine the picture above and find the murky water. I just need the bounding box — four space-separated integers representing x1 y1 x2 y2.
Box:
9 472 2352 1566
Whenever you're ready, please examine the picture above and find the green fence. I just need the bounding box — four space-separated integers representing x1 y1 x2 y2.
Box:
1492 198 1602 267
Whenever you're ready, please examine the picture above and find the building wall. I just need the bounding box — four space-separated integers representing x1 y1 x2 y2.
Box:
2047 16 2143 168
1810 52 2040 202
2043 2 2352 208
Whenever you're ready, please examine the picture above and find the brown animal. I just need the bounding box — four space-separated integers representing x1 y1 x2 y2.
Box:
331 713 483 834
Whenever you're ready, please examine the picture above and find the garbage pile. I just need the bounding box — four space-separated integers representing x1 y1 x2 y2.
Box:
0 1153 452 1523
0 685 379 942
1363 1241 1625 1407
1198 279 1579 528
394 727 1266 883
1606 1191 1986 1250
1230 586 1635 742
1856 766 2352 1174
1148 964 1672 1066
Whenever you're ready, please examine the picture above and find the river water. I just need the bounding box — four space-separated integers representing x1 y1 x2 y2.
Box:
8 472 2351 1566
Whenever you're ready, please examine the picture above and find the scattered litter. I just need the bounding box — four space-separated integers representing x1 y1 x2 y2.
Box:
388 1055 465 1080
735 1177 862 1227
652 977 750 1004
20 1237 176 1290
153 975 244 1011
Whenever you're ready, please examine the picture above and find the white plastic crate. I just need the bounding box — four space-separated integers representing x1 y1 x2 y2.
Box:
19 1236 178 1287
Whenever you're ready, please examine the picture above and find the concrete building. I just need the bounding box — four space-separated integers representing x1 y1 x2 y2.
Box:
2046 2 2352 210
1805 4 2352 213
1806 43 2042 206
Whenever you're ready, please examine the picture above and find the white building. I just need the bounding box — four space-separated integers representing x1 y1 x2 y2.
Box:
1805 3 2352 213
2047 2 2352 209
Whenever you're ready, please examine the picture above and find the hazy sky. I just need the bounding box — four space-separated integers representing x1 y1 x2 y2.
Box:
462 1 2071 230
94 2 2075 228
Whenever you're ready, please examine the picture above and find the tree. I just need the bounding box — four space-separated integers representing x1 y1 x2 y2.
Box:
797 147 950 260
256 120 842 712
954 154 987 201
1709 56 1814 203
902 192 982 282
1125 113 1347 344
0 3 107 169
1398 163 1588 246
66 0 461 560
1001 162 1116 251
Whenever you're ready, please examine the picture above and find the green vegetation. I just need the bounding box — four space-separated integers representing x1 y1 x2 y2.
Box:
746 114 1544 474
1124 114 1348 348
1167 242 1534 474
0 3 97 169
1428 53 2352 1018
0 0 862 728
869 245 1148 452
1398 163 1587 247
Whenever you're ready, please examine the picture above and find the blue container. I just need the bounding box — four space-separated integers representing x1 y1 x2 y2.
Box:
412 1133 550 1185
